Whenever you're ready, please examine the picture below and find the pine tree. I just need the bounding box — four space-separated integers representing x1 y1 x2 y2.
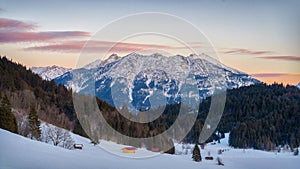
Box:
294 148 299 156
28 107 41 140
0 94 18 133
192 144 202 162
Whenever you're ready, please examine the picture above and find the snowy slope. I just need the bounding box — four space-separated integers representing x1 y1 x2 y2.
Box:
83 53 121 69
296 82 300 89
54 53 260 111
1 129 299 169
31 65 71 81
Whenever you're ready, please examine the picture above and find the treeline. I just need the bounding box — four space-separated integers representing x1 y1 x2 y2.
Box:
1 56 300 152
72 94 178 153
89 83 300 151
191 83 300 150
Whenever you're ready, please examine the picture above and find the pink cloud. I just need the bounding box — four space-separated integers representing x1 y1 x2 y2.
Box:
257 56 300 61
0 31 90 43
24 40 204 53
0 18 37 30
222 48 272 55
25 40 172 53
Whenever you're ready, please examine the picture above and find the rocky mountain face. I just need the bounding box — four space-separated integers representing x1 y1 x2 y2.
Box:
31 65 71 81
50 53 260 111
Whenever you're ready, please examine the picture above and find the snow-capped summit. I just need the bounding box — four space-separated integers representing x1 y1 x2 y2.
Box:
83 53 121 70
54 52 260 111
33 52 260 111
31 65 71 81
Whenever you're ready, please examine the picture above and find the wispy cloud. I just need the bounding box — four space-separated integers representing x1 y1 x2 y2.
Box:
222 47 300 62
24 40 204 53
0 17 90 43
222 48 272 55
257 56 300 61
25 40 172 53
250 73 287 78
0 17 202 53
0 31 90 43
0 18 37 30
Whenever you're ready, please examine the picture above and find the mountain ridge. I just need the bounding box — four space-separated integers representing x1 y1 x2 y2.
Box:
52 53 260 111
31 65 71 81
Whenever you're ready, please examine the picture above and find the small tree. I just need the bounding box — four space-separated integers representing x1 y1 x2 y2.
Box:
294 148 299 156
18 115 30 137
0 95 18 133
45 126 74 149
61 130 75 149
192 144 202 162
28 107 41 140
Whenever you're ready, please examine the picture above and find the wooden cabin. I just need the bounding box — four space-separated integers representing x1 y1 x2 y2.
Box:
122 147 136 153
151 148 160 152
74 144 83 150
205 156 214 160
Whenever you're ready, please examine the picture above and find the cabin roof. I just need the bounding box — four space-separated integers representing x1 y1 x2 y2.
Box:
122 147 136 150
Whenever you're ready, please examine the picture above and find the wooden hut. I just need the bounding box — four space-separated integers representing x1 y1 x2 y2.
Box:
122 147 136 153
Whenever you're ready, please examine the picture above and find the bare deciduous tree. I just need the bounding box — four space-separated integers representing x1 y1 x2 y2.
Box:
17 115 30 137
43 125 74 149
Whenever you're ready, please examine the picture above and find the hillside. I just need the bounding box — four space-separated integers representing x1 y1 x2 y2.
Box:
0 56 75 130
193 83 300 150
1 56 299 152
74 84 300 151
0 128 299 169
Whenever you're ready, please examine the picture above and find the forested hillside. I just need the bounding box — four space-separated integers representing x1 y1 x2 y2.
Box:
193 83 300 150
0 56 75 131
81 83 300 151
1 56 299 151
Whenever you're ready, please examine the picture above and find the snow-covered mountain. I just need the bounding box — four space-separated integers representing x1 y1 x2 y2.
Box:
31 65 72 81
296 82 300 89
83 53 121 69
54 53 260 111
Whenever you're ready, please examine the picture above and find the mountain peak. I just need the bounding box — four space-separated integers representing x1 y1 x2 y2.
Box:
31 65 71 81
53 52 259 110
296 82 300 89
108 53 119 59
83 54 121 70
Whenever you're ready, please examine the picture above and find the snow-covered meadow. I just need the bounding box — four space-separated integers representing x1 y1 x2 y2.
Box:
0 128 299 169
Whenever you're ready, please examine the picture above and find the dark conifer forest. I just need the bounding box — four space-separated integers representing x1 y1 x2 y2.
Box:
0 56 75 130
1 56 299 151
193 83 300 150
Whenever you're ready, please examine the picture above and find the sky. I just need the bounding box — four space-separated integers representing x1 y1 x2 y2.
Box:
0 0 299 85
